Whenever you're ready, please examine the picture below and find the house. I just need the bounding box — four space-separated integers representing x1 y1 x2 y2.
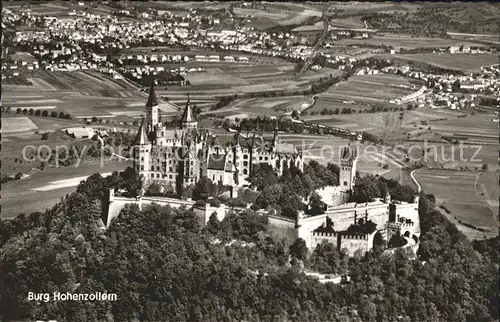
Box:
66 127 95 139
238 56 249 63
208 55 220 62
194 55 206 62
223 56 235 62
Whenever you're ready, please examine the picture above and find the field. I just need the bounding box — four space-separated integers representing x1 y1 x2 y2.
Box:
2 70 163 120
232 5 321 29
309 74 423 113
336 34 489 50
2 116 39 133
378 53 499 72
158 62 334 112
415 169 498 238
1 160 131 219
204 95 314 119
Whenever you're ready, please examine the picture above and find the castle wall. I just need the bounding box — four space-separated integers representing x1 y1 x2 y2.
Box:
325 201 390 231
394 201 420 234
339 231 376 257
267 214 296 228
310 232 338 251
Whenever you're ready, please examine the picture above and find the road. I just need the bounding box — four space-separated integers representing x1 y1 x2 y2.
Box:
474 171 499 225
296 4 335 78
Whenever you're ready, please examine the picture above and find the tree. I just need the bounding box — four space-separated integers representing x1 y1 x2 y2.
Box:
289 238 308 260
192 177 217 201
16 108 22 114
50 111 58 118
307 192 326 216
42 110 49 117
481 164 488 171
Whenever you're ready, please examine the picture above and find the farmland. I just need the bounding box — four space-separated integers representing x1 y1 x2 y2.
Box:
378 53 499 72
309 74 423 114
414 169 498 239
335 34 489 50
1 160 130 219
2 70 159 120
204 95 314 119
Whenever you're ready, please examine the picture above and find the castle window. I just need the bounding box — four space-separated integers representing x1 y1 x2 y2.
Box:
344 181 347 186
259 156 263 161
265 157 268 161
151 173 154 177
151 166 154 171
141 157 144 161
243 161 248 166
140 166 144 171
243 154 248 159
213 175 215 181
169 175 172 179
243 169 248 175
156 166 160 171
157 174 160 178
169 167 172 172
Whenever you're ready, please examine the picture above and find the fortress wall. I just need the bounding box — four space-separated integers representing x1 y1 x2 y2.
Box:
325 203 390 231
268 214 296 228
297 214 328 246
310 232 338 251
395 202 420 233
339 231 376 257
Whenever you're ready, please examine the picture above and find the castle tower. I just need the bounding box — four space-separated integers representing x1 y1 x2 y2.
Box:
233 130 242 185
181 94 197 130
339 144 357 192
384 190 392 203
133 116 151 184
272 118 279 149
146 81 159 134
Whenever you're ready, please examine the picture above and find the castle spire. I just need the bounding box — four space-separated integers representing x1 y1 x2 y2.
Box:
146 80 158 108
181 93 197 129
134 116 148 145
272 118 278 146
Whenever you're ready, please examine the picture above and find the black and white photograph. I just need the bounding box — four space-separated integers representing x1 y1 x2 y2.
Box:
1 1 499 321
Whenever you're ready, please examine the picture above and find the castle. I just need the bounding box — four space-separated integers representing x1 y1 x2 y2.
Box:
107 83 420 257
133 82 304 195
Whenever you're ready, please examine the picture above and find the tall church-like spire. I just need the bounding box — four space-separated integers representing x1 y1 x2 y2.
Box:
146 81 158 108
135 116 148 145
272 118 279 146
181 94 197 129
146 80 159 134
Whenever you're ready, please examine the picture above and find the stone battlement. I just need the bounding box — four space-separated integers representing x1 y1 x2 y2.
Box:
312 231 338 238
341 233 369 240
386 221 415 229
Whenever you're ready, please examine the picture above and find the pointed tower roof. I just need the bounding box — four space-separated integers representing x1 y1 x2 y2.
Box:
135 116 148 145
272 118 279 144
146 81 158 108
181 94 194 123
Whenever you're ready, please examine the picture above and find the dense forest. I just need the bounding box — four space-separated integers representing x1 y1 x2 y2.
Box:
0 164 498 321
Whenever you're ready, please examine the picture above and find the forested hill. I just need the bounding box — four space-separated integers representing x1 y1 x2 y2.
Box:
0 170 498 321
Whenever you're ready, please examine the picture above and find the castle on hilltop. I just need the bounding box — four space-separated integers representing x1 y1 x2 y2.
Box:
106 82 420 257
132 82 304 195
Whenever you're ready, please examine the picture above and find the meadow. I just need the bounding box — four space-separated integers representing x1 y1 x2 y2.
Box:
415 169 498 235
1 160 130 219
310 74 422 113
379 53 498 72
2 70 153 119
336 34 488 50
